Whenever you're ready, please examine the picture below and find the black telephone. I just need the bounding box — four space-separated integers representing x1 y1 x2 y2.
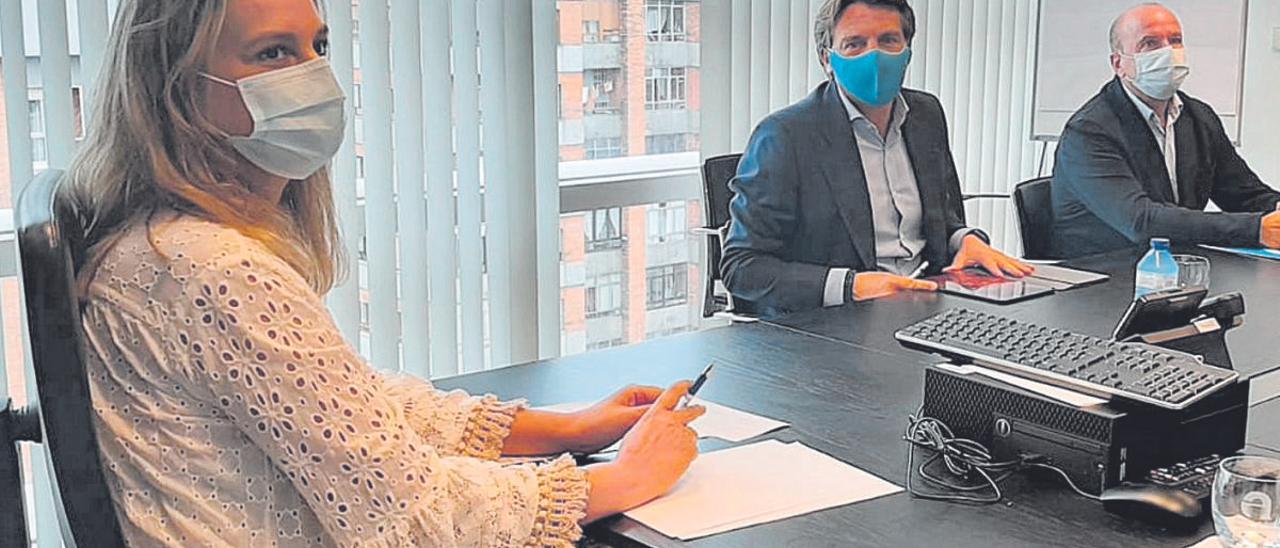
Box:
1111 286 1208 341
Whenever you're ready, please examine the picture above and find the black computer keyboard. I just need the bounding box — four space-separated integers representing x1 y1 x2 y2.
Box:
894 308 1238 410
1145 454 1221 500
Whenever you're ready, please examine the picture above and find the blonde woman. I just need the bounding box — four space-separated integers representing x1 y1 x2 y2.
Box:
68 0 703 545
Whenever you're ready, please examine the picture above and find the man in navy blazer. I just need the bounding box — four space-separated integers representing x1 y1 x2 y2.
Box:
721 0 1029 318
1051 3 1280 259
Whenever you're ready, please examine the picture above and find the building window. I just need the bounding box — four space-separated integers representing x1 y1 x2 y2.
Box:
584 68 622 114
645 67 686 110
646 0 687 42
587 337 627 351
28 99 43 133
28 98 48 165
585 207 624 251
646 203 687 243
645 134 691 155
646 264 688 309
647 325 692 339
72 87 85 140
585 137 624 160
583 20 601 43
352 17 362 70
585 272 624 318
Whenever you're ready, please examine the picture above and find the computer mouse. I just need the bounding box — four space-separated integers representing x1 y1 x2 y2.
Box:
1101 484 1204 528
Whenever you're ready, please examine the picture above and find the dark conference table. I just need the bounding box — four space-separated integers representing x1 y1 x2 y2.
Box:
769 247 1280 394
437 247 1280 547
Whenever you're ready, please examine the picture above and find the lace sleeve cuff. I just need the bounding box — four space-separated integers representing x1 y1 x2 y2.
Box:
523 455 590 547
459 395 526 460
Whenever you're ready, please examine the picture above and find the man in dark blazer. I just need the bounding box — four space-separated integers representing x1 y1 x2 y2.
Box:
1051 3 1280 259
721 0 1029 318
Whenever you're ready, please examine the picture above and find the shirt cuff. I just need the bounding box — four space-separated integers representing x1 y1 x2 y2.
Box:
949 228 989 256
459 396 526 460
527 455 590 546
823 268 851 307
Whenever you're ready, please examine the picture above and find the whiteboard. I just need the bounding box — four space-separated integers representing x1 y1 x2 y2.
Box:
1032 0 1248 142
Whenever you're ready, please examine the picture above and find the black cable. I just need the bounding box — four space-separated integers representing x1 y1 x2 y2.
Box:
903 408 1022 504
1023 462 1103 501
903 408 1101 504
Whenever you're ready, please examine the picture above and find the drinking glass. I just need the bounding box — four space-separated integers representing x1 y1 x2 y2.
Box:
1175 254 1212 289
1214 456 1280 547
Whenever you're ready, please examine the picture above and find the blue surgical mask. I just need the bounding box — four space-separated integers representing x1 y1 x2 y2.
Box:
828 47 912 107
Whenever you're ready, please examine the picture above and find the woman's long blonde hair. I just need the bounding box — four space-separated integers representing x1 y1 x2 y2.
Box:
67 0 344 294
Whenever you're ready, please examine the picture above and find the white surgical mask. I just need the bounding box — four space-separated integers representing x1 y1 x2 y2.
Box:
201 58 346 180
1123 46 1190 101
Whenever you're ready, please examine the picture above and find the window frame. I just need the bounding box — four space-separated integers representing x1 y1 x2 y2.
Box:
584 206 625 251
584 68 623 114
583 19 601 43
645 263 689 310
646 202 687 243
584 136 624 160
585 271 625 318
27 92 49 167
646 0 688 43
645 66 687 111
71 86 85 141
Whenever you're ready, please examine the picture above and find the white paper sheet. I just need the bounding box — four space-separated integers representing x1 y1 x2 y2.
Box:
936 363 1109 408
537 398 789 443
1201 245 1280 262
623 440 902 540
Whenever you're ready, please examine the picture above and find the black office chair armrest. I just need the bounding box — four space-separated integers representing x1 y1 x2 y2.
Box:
2 399 42 547
692 226 721 237
962 193 1012 201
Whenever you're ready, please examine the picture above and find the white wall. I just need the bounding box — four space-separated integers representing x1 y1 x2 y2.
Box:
1237 0 1280 189
1038 1 1280 194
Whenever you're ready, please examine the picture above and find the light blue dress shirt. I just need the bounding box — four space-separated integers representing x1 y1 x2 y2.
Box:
822 92 980 306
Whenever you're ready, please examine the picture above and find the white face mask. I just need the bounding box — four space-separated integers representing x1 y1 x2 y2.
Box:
201 58 346 180
1123 46 1190 101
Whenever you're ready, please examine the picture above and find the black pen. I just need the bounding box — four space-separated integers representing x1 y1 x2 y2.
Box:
679 362 715 409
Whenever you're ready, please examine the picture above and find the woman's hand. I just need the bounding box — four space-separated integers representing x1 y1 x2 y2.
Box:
582 382 705 523
562 385 663 453
614 382 705 497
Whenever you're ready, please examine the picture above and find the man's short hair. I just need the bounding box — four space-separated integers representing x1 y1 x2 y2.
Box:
814 0 917 62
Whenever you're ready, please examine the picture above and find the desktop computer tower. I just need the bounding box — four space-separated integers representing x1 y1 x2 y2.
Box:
920 364 1249 495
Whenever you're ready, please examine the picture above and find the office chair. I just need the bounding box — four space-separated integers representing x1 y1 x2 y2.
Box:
0 398 41 547
1012 176 1056 261
696 153 758 320
12 170 127 548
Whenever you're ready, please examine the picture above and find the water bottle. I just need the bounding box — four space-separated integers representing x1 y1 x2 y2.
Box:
1134 238 1179 299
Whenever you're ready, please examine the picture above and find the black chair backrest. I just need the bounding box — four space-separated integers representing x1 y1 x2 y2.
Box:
15 170 126 548
699 153 743 317
1012 176 1055 261
701 153 741 230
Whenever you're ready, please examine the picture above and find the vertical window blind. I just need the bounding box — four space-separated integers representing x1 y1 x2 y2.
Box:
701 0 1049 254
334 0 562 377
